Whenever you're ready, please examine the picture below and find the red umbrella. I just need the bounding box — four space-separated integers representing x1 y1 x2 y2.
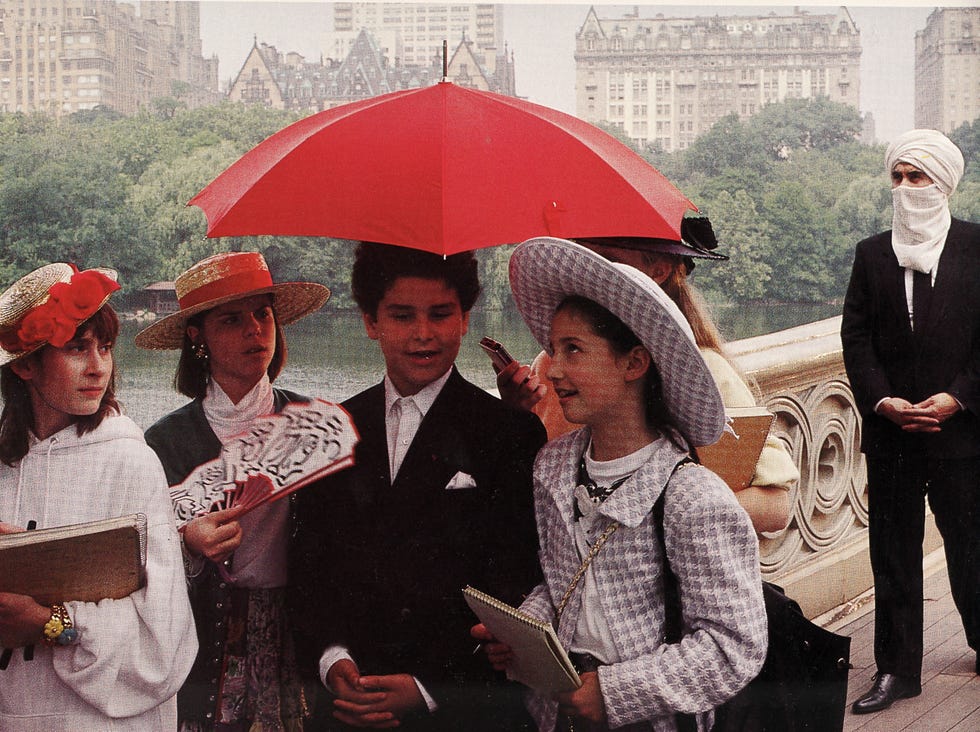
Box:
189 81 696 255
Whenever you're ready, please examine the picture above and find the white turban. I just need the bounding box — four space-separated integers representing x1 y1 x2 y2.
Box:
885 128 964 196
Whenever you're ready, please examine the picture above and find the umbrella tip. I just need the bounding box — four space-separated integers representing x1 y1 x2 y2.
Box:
442 39 448 81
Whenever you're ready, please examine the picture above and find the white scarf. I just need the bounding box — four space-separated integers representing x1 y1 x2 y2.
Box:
891 184 950 275
202 374 275 443
201 374 286 588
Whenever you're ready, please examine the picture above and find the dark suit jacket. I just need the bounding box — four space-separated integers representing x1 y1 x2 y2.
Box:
290 367 546 731
841 218 980 458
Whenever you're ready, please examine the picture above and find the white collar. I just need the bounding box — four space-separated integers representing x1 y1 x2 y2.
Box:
383 368 452 419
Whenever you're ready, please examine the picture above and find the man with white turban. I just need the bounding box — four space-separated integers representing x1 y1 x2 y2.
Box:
842 129 980 714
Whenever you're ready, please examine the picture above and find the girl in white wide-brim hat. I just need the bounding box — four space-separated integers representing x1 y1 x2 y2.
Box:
0 263 197 730
136 250 329 731
474 238 767 732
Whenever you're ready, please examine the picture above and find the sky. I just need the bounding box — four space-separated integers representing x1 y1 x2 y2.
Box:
195 1 963 143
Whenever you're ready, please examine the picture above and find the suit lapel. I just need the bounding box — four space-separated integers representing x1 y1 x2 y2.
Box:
880 242 914 340
391 369 466 495
919 226 962 336
349 383 392 505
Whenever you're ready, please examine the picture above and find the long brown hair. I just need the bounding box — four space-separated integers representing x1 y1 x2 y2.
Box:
0 305 121 466
647 253 727 353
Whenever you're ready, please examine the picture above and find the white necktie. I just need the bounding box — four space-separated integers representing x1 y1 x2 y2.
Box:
390 397 421 481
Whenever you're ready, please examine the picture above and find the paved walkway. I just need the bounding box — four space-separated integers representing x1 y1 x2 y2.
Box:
822 549 979 731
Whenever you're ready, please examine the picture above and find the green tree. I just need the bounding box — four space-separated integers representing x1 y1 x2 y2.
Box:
694 190 771 300
949 118 980 185
951 180 980 222
748 97 863 159
681 113 770 179
832 175 892 247
762 181 842 302
126 142 241 283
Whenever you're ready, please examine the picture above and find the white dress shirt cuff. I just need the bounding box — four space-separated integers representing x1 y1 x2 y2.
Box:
319 645 354 689
318 647 437 713
415 678 438 712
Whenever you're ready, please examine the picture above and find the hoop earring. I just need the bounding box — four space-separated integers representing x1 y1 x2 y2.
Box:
192 343 209 361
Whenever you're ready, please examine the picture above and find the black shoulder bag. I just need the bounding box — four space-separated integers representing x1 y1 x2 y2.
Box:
654 472 851 732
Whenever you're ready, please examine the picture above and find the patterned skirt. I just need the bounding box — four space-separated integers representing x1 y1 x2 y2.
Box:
181 587 308 732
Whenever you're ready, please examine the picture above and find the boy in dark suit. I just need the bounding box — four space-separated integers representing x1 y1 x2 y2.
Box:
290 242 546 731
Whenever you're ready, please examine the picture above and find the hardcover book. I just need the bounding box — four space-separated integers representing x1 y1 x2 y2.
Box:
0 513 146 605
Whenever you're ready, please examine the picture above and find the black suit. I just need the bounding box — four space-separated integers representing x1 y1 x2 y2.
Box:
290 368 546 731
841 218 980 678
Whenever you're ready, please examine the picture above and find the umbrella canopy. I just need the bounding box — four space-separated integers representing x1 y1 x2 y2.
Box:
189 81 697 255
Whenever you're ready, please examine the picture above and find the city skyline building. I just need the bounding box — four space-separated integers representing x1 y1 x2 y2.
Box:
329 2 504 68
228 28 515 114
574 6 862 152
914 7 980 134
0 0 219 117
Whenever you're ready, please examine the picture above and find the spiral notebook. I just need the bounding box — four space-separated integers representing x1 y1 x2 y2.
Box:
463 585 581 694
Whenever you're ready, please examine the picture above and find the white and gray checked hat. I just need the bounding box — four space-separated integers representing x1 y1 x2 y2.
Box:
509 236 725 447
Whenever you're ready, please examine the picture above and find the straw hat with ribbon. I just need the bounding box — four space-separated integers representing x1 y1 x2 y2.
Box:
509 237 725 447
0 263 120 367
135 251 330 350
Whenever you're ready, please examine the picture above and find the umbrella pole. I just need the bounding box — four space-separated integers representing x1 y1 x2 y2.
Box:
442 39 448 81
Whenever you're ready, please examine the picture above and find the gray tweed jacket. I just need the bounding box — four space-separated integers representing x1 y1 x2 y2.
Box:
519 428 767 732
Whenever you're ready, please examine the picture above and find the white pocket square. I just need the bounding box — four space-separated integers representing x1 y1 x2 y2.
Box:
445 471 478 490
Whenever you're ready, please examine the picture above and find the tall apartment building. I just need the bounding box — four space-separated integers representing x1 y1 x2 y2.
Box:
330 3 503 67
0 0 219 117
576 7 861 152
915 7 980 134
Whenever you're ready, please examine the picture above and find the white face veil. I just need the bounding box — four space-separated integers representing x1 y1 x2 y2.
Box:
884 129 965 274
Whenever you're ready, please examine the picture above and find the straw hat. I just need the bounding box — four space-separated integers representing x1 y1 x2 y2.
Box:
0 263 120 367
509 237 725 447
134 252 330 350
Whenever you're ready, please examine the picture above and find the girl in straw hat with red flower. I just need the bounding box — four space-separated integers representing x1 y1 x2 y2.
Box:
135 251 330 731
0 263 197 730
473 238 767 732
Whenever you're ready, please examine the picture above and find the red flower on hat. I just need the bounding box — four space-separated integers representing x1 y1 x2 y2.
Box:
4 267 120 354
48 269 120 320
18 301 77 349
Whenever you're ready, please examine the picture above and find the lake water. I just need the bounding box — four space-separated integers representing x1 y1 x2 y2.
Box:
115 302 841 430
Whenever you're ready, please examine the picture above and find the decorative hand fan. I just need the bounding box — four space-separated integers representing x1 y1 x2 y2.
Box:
171 399 359 527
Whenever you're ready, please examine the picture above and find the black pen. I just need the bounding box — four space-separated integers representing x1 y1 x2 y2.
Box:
22 521 37 662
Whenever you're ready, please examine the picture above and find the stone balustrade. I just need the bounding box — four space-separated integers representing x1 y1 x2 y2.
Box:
728 315 941 618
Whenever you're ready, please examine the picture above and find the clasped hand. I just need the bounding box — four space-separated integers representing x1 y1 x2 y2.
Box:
878 393 960 433
328 659 425 728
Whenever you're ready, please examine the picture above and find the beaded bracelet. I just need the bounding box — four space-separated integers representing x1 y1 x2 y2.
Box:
42 604 79 646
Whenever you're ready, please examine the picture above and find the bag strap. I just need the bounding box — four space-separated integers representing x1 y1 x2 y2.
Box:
655 458 698 732
556 520 620 619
